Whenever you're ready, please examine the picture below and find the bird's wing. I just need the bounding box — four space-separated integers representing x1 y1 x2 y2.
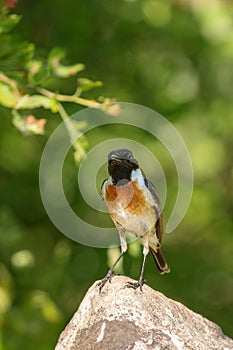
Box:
101 178 108 201
145 178 163 243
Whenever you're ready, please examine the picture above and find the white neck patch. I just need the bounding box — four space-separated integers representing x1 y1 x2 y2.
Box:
131 168 145 187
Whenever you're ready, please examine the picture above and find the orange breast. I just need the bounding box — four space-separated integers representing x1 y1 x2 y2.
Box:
105 180 147 216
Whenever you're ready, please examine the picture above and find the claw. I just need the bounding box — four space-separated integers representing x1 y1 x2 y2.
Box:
97 272 119 293
125 279 146 292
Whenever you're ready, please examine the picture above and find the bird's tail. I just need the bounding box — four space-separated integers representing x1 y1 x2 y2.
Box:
150 247 170 274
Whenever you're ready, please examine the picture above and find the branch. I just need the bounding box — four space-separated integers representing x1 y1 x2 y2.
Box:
35 87 101 109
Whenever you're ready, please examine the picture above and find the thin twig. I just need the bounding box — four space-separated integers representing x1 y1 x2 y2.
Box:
36 87 101 109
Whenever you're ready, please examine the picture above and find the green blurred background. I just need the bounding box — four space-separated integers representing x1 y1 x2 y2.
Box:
1 0 233 349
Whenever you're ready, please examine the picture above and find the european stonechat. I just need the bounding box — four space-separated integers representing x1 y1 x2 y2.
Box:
98 148 170 291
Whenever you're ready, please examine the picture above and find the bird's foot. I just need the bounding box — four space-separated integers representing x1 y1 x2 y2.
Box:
97 272 119 293
125 278 146 292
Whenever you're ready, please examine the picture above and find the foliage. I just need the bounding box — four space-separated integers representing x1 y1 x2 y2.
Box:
0 2 119 165
0 1 233 349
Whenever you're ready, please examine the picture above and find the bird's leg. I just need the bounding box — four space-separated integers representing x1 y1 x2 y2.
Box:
97 250 125 292
98 226 126 292
126 235 149 291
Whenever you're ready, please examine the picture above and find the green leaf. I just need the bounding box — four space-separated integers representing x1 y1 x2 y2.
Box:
12 110 46 135
48 47 84 78
27 60 51 85
71 120 88 130
48 47 66 63
0 82 17 107
12 110 25 133
77 78 103 92
53 63 85 78
10 41 35 65
0 13 21 34
15 95 58 112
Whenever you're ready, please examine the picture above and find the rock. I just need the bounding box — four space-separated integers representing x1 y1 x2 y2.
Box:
55 276 233 350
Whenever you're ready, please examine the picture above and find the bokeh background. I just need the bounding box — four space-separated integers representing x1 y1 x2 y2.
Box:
1 0 233 349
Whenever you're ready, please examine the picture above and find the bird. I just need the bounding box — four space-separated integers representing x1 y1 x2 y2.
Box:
98 148 170 292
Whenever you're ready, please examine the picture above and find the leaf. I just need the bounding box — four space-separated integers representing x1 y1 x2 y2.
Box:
48 47 66 63
53 63 85 78
0 81 17 107
15 94 58 112
12 111 46 135
0 13 21 34
71 120 88 130
97 97 121 116
27 60 51 85
77 78 103 92
27 60 42 75
105 103 121 117
48 47 84 78
10 41 35 64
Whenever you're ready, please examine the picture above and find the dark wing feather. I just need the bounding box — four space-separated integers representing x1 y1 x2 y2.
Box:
101 178 108 201
145 178 163 243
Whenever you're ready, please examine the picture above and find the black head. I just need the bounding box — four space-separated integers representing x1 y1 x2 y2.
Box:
107 148 139 185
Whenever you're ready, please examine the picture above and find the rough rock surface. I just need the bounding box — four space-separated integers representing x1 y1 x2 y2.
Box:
55 276 233 350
